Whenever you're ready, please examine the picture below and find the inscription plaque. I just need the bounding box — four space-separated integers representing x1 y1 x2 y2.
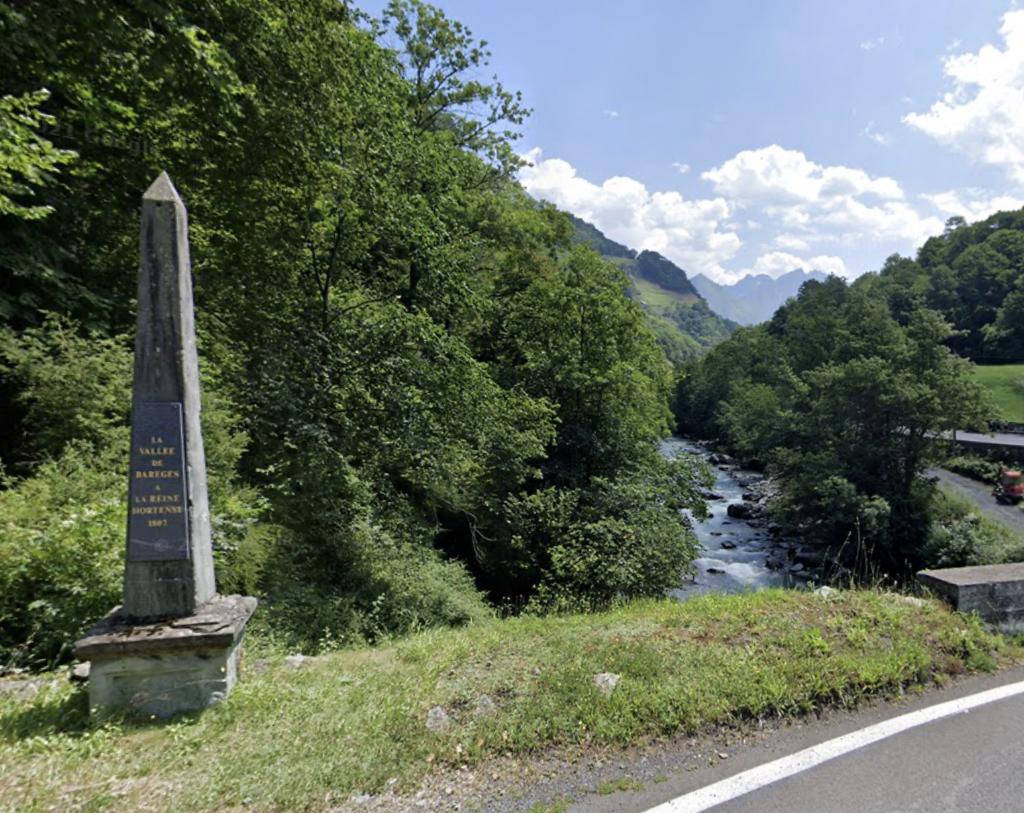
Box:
127 401 190 561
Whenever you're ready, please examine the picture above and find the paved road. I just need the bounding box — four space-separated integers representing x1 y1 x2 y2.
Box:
950 429 1024 450
575 666 1024 813
928 467 1024 534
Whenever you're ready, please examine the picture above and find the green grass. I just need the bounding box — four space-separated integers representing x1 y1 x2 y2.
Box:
597 776 644 795
932 486 1024 565
1 590 1015 812
631 277 700 309
974 364 1024 422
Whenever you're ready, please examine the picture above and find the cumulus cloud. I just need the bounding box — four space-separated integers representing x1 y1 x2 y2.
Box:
860 35 885 51
774 234 810 251
519 145 949 284
702 145 941 246
702 145 903 205
519 148 741 280
748 251 848 279
603 109 620 119
921 189 1024 221
905 10 1024 183
672 161 691 175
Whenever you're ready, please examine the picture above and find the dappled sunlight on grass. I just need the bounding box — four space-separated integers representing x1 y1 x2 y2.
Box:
1 590 1016 812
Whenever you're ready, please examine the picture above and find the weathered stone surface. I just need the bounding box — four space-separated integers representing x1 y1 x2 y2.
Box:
74 595 256 718
426 706 451 732
122 172 214 619
74 595 256 660
918 563 1024 632
593 672 621 697
473 694 497 717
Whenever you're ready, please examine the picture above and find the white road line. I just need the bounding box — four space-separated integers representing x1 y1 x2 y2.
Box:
645 679 1024 813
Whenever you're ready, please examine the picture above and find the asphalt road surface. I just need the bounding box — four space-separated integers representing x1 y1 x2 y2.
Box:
928 467 1024 534
575 666 1024 813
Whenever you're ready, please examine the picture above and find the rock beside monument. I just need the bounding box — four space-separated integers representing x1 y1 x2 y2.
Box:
474 694 497 717
593 672 620 697
426 705 451 732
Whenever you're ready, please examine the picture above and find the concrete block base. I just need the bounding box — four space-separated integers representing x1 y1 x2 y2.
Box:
74 594 256 718
917 563 1024 633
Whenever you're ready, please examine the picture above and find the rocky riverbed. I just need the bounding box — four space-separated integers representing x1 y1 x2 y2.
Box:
661 437 828 599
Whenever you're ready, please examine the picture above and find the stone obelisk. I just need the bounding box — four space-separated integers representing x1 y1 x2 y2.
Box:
74 173 255 718
122 171 216 617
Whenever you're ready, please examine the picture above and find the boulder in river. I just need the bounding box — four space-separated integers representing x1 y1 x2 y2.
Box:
727 503 753 519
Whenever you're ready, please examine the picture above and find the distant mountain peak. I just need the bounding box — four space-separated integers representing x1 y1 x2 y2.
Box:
568 214 734 362
691 269 828 325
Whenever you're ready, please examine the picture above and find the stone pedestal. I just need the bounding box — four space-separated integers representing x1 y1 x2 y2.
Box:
74 595 256 718
918 563 1024 633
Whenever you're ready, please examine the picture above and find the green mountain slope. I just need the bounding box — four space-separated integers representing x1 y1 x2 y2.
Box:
569 215 735 364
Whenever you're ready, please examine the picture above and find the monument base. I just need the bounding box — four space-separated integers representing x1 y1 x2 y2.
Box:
918 563 1024 633
73 594 257 718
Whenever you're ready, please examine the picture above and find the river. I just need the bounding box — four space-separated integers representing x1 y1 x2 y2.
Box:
661 436 807 600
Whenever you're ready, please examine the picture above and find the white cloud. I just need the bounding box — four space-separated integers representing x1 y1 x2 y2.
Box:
672 161 691 175
860 36 885 51
519 148 741 281
603 109 620 119
863 121 890 146
905 10 1024 183
520 145 947 285
746 251 848 280
702 145 903 206
921 189 1024 221
702 145 941 247
774 234 810 251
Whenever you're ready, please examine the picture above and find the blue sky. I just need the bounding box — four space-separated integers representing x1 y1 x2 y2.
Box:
366 1 1024 283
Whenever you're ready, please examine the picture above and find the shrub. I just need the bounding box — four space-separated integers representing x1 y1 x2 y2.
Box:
0 443 123 669
945 455 1001 484
256 519 492 653
923 488 1024 568
509 455 706 612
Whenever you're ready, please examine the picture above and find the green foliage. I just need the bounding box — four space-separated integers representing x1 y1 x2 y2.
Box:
678 277 992 573
924 488 1024 568
0 443 123 669
0 0 703 665
0 89 75 220
569 214 734 364
945 455 1001 484
508 457 706 611
860 209 1024 361
0 315 131 461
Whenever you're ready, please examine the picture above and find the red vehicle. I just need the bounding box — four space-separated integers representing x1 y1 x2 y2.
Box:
993 468 1024 505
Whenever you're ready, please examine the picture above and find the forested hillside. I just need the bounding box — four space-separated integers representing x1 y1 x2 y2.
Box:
857 212 1024 361
0 0 707 668
677 209 1024 576
569 215 736 364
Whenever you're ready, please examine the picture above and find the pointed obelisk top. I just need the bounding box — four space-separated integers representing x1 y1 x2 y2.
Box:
142 171 183 204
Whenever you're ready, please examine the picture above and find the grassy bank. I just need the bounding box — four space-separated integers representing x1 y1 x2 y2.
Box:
974 364 1024 422
0 590 1015 812
931 487 1024 565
